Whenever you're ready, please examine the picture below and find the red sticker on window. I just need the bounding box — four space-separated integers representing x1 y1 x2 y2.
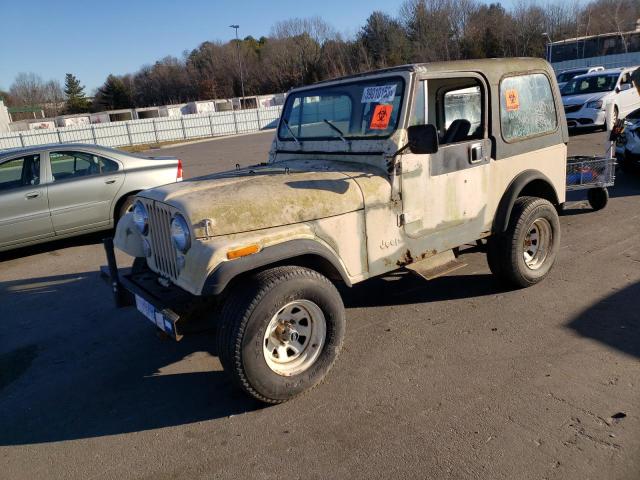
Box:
370 104 393 130
505 89 520 111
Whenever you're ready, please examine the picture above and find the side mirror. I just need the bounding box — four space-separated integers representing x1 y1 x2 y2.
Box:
406 124 439 155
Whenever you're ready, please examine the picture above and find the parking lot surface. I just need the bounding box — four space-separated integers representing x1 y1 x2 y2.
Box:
1 130 638 480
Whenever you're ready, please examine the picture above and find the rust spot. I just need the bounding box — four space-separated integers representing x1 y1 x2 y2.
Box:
396 249 414 267
420 249 437 260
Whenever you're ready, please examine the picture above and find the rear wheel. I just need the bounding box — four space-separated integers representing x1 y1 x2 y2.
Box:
487 196 560 288
216 266 345 404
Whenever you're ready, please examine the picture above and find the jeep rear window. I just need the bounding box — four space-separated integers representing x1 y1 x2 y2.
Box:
500 73 557 142
278 78 405 141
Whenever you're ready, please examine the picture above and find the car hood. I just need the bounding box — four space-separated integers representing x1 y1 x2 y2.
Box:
562 91 609 106
139 160 383 237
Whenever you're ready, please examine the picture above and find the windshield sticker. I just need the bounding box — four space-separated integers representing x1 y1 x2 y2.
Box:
370 104 393 130
505 89 520 111
362 85 397 103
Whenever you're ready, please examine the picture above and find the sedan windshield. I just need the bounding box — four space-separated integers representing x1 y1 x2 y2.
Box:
561 74 619 96
278 77 405 141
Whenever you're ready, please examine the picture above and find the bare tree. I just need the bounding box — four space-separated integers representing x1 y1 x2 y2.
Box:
9 72 47 106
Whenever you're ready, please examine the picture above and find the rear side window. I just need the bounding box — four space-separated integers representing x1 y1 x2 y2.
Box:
0 154 40 191
500 73 557 142
50 151 119 181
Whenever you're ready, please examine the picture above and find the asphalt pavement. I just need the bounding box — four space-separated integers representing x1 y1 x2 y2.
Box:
1 130 638 480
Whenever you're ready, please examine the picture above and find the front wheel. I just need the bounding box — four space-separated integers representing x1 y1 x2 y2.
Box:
487 196 560 288
216 266 346 404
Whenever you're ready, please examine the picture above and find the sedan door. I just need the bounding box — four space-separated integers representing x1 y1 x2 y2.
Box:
0 153 53 249
616 73 640 117
45 150 125 234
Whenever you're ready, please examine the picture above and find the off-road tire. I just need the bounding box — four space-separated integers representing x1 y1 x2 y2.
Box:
587 187 609 211
487 196 560 288
216 266 346 404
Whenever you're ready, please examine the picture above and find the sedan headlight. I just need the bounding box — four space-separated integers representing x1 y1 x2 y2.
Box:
586 100 604 110
132 201 148 235
170 214 191 253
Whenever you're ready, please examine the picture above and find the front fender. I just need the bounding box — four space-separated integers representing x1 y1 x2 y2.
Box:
201 238 352 295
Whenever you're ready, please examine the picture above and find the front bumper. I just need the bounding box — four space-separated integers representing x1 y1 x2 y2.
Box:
565 109 606 128
101 238 203 341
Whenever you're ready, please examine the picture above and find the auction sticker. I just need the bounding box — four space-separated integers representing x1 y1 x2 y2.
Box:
370 105 393 130
505 89 520 111
362 85 397 103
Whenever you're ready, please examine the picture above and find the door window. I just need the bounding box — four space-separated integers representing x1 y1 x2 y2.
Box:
443 86 482 132
0 154 40 191
50 151 119 181
432 78 485 145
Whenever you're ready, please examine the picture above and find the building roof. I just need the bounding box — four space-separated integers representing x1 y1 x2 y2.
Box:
549 27 640 45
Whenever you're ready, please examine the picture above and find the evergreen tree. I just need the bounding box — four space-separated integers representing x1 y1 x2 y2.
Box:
95 74 132 110
64 73 90 113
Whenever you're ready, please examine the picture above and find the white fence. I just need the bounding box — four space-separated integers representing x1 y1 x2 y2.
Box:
0 106 282 152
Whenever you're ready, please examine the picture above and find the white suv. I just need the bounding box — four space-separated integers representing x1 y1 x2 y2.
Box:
561 67 640 130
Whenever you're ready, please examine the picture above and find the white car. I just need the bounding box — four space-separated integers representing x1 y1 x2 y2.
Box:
561 67 640 130
556 66 604 90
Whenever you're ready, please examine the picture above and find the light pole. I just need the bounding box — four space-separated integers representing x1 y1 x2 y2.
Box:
229 24 246 108
542 32 553 64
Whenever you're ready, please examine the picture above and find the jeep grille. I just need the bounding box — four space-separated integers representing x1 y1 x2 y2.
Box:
141 199 179 282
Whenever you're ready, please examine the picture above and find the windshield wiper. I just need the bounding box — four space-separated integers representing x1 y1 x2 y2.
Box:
283 119 300 144
323 119 348 143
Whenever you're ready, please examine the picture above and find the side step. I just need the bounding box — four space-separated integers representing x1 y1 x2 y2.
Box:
405 249 467 281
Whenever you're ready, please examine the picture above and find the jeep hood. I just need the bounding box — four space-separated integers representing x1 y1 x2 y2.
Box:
140 160 374 237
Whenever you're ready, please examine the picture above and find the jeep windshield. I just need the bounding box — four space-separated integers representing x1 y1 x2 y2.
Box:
278 77 405 141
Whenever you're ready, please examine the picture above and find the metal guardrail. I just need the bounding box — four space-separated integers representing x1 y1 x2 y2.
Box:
0 106 282 151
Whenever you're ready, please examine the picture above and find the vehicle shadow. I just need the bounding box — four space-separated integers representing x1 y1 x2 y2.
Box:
566 281 640 359
0 271 263 446
341 268 509 309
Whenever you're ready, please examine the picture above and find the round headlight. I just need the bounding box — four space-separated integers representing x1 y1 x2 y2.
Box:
132 201 148 235
170 214 191 253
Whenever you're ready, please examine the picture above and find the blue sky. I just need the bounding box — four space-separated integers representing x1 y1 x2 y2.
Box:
1 0 585 93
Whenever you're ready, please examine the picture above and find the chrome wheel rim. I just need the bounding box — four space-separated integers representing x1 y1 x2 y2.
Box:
523 218 552 270
263 300 326 376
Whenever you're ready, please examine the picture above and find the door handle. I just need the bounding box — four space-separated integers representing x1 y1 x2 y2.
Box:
469 143 484 164
105 179 117 184
25 192 40 199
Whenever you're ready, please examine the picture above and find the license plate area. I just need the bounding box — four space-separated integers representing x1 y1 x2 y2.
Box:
135 294 180 340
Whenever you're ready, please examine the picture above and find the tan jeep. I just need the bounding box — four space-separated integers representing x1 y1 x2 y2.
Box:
105 58 567 403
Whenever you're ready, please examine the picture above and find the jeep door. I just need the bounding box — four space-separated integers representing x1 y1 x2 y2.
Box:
45 149 125 234
401 73 491 243
0 152 53 248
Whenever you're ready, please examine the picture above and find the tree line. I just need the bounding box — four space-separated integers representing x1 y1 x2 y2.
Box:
2 0 639 116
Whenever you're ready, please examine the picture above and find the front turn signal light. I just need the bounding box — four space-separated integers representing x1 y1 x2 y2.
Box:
227 244 261 260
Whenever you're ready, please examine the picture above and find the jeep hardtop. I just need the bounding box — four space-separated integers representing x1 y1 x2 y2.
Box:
105 58 568 403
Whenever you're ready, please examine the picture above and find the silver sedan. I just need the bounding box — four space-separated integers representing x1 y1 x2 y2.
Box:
0 143 183 252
